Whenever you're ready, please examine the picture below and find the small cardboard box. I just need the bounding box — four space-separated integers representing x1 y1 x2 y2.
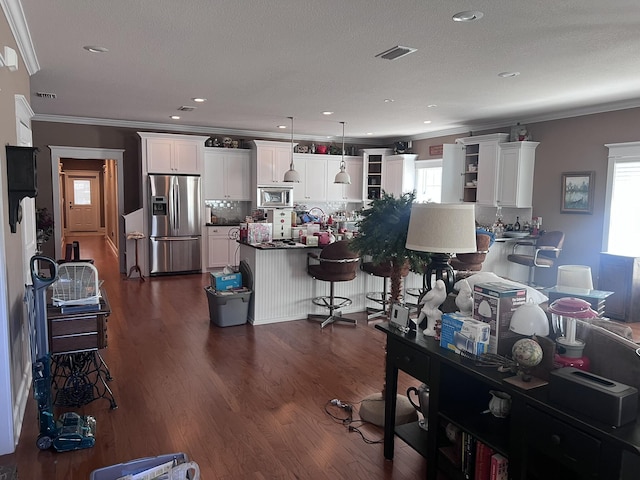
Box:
440 312 490 355
210 271 242 291
473 282 527 355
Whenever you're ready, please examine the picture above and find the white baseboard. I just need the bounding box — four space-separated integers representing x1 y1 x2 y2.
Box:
12 360 31 450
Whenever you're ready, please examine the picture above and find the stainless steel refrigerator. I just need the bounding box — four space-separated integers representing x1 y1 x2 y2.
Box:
148 174 201 275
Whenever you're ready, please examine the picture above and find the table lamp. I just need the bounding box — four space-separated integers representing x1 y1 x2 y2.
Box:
405 203 477 295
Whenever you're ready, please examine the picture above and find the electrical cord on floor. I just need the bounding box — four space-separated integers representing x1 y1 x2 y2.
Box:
324 398 383 444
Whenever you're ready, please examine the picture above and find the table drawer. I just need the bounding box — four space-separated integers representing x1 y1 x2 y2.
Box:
387 339 430 382
51 332 99 354
49 314 107 353
50 316 98 336
524 405 601 476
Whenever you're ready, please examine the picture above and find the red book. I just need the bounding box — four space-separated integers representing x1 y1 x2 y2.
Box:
489 453 508 480
474 441 495 480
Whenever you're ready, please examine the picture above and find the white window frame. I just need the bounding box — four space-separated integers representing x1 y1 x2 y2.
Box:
414 159 443 203
604 142 640 255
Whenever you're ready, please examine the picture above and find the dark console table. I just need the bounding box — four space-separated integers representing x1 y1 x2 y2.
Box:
376 323 640 479
47 290 117 409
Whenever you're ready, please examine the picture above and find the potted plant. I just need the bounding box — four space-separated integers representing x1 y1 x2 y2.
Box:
36 207 54 254
351 191 429 309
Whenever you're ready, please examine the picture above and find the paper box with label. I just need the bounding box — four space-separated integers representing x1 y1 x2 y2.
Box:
473 282 527 355
440 312 491 355
210 271 242 291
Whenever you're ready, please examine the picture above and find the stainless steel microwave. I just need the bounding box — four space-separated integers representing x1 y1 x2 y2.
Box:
257 185 294 208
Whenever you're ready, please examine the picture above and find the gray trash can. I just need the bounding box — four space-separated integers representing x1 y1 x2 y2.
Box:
205 287 251 327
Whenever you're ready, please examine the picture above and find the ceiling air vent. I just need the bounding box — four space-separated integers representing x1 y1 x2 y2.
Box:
178 105 196 112
375 45 417 61
36 92 57 99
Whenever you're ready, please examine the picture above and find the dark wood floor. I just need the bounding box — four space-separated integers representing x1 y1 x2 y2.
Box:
1 236 426 479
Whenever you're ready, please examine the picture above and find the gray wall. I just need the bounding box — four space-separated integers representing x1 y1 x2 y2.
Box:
414 107 640 286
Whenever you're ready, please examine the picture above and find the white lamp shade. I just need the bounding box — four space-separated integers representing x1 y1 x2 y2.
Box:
509 300 550 336
405 203 477 253
556 265 593 290
283 168 300 182
334 168 351 184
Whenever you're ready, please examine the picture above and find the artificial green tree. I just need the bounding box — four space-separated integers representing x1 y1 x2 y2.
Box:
351 191 429 310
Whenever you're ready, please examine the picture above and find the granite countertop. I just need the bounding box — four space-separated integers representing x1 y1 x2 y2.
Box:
239 241 321 250
206 223 241 227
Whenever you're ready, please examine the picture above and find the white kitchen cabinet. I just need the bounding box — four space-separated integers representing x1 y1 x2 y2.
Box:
207 226 236 268
496 141 539 208
326 156 363 202
204 148 251 200
292 154 327 202
140 132 206 174
362 148 393 201
441 133 509 205
382 154 417 197
252 140 293 185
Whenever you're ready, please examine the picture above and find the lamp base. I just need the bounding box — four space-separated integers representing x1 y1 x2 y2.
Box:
423 253 455 295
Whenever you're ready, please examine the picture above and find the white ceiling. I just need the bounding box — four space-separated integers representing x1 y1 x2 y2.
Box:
16 0 640 142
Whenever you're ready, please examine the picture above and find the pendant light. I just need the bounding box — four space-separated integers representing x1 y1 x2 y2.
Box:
334 121 351 184
283 116 300 182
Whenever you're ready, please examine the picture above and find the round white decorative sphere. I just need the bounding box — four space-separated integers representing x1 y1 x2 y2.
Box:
512 338 543 368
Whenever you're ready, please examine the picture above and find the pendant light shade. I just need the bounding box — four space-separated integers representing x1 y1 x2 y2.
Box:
283 116 300 182
334 121 351 184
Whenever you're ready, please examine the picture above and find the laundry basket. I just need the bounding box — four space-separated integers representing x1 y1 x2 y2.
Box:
51 262 101 307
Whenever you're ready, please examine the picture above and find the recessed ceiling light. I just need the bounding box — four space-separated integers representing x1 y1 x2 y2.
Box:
192 98 207 103
384 98 394 103
170 115 181 120
277 125 287 129
366 132 373 135
452 11 484 22
498 71 520 78
427 104 437 108
423 120 432 124
83 45 108 53
322 111 334 115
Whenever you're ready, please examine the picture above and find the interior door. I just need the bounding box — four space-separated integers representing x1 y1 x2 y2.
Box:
65 172 100 232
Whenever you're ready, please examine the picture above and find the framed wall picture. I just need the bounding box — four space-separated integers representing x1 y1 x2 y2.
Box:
561 171 595 214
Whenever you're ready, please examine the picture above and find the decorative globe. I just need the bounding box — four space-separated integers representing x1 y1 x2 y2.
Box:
512 338 543 368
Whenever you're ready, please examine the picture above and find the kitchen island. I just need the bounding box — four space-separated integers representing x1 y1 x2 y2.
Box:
239 242 424 325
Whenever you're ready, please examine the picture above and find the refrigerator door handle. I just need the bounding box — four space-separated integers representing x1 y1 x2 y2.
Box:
153 236 200 241
173 177 179 231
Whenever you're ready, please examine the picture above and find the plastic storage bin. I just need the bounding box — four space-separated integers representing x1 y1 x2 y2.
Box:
205 287 251 327
90 453 187 480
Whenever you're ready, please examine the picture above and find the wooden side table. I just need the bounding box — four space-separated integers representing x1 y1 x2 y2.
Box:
126 232 145 282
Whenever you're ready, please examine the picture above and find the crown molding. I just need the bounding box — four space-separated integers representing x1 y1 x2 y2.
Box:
0 0 39 75
31 114 391 145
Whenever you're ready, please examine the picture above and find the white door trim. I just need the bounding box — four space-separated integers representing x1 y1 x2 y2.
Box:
49 146 124 260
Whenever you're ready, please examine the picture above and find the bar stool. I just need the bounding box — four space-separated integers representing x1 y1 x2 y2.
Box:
307 240 360 328
361 259 410 321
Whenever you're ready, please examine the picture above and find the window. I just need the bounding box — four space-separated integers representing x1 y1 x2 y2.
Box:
73 179 92 205
604 143 640 256
415 159 442 203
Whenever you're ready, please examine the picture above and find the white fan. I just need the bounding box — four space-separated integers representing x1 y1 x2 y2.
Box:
51 262 101 307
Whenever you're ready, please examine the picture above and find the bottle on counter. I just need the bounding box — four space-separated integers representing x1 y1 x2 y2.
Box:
514 216 521 231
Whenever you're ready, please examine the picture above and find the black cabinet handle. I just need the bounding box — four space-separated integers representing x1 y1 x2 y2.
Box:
550 434 561 445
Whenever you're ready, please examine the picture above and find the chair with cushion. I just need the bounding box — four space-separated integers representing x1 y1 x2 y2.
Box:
507 230 565 286
307 240 360 328
361 259 410 321
449 233 492 279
